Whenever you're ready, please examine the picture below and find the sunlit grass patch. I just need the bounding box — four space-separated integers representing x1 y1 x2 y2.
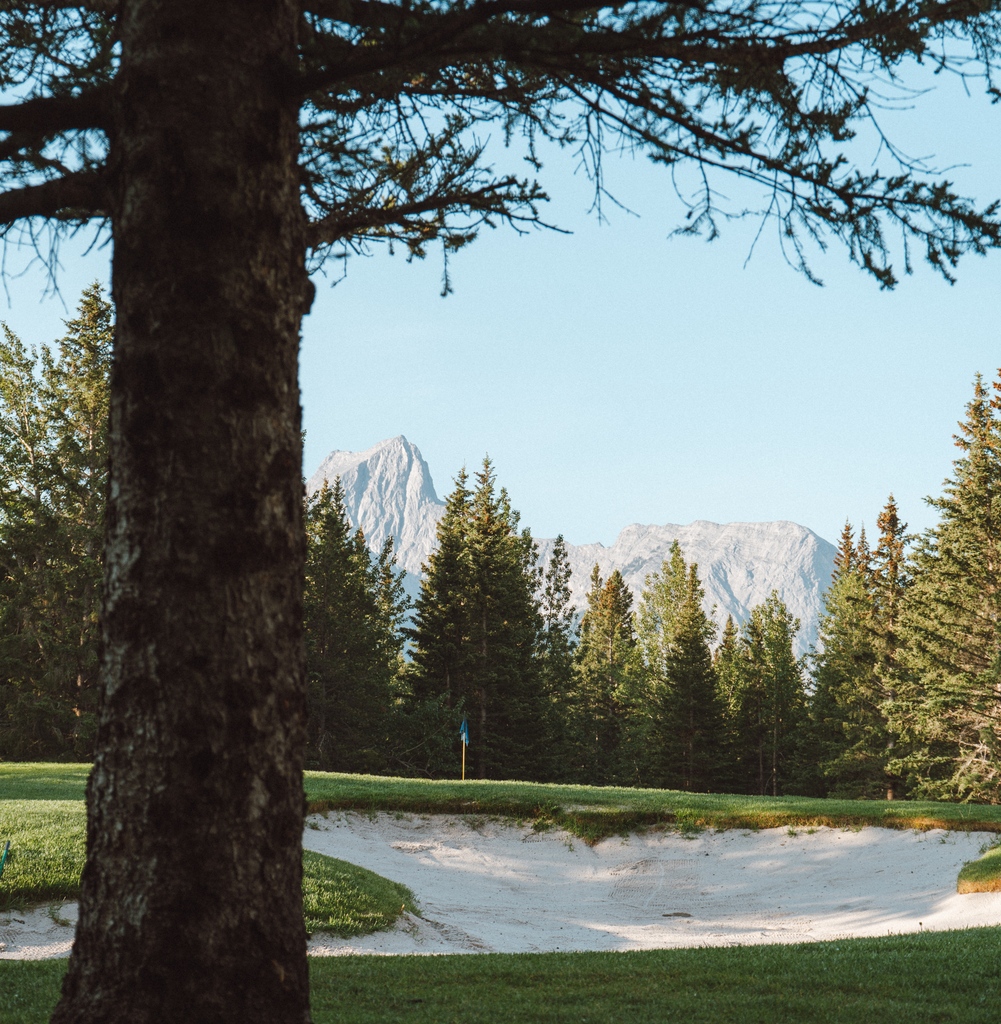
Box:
0 768 412 936
0 801 86 911
303 851 416 936
0 764 89 802
304 772 1001 844
957 837 1001 893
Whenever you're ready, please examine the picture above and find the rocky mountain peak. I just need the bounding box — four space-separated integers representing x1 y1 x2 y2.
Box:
307 438 836 653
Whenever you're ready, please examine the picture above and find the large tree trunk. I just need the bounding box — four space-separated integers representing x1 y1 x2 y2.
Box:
52 2 313 1021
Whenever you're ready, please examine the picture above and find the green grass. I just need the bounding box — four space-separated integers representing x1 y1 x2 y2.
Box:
0 763 88 801
0 766 415 935
0 800 85 910
3 929 1001 1024
7 764 1001 843
303 850 416 935
958 837 1001 893
303 771 1001 843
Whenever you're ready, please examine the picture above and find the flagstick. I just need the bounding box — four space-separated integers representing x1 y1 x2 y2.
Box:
461 739 466 781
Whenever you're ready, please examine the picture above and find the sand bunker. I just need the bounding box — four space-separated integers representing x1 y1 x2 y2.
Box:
304 813 1001 956
3 813 1000 959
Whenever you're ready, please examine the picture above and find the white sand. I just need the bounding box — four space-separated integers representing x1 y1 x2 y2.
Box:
3 812 1000 959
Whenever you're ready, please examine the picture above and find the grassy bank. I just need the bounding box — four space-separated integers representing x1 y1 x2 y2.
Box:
0 766 415 933
958 838 1001 893
303 771 1001 842
5 764 1001 841
4 928 1001 1024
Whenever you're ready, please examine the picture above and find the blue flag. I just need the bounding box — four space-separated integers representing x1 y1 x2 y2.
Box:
459 717 470 747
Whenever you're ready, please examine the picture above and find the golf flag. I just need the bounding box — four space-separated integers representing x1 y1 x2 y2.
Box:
459 717 469 780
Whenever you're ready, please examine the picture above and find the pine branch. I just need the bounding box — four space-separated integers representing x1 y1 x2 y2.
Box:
0 169 107 226
0 87 110 134
1 2 116 11
306 176 539 246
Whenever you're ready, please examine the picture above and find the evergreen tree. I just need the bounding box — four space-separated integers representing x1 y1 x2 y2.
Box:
571 566 638 785
537 535 577 778
804 502 911 799
871 495 910 798
409 469 473 707
408 459 546 780
806 526 882 798
304 479 407 772
730 593 806 796
635 541 722 791
894 374 1001 800
465 459 546 779
0 284 111 759
714 615 744 792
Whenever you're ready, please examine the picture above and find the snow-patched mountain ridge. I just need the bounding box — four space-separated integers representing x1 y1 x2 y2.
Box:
307 437 836 653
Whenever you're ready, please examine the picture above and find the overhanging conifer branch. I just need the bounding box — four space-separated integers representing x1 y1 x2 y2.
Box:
0 87 109 134
0 170 106 226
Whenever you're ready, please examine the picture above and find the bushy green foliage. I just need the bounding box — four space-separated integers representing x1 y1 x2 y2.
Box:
893 374 1001 801
724 594 806 796
569 566 639 785
635 542 723 792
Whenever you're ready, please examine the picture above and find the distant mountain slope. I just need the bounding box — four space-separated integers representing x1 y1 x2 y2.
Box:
307 437 836 653
308 436 444 577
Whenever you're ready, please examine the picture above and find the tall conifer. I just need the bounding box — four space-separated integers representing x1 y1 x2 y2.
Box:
729 593 806 796
0 284 111 758
572 566 637 784
636 542 722 791
304 479 407 772
895 374 1001 800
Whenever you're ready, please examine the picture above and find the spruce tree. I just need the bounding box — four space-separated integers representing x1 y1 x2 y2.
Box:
0 284 111 759
895 374 1001 800
408 459 546 780
465 459 546 779
636 541 722 791
871 495 910 798
538 535 577 779
807 529 882 798
409 469 473 707
304 479 407 772
730 593 806 796
714 615 744 792
804 502 910 799
571 565 638 785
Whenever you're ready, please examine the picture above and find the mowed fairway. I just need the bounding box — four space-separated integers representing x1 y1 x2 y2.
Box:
5 929 1001 1023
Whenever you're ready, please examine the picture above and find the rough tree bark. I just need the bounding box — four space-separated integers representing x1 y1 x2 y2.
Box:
51 2 314 1021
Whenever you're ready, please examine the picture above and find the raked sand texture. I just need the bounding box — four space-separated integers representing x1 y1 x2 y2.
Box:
3 814 1000 959
303 815 1001 955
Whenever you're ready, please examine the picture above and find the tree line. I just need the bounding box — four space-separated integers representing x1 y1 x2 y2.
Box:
1 288 999 801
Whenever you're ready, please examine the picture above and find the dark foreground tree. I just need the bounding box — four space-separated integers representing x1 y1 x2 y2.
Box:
3 2 1001 1021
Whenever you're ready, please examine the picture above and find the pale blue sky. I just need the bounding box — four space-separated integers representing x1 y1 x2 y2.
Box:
2 67 998 550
